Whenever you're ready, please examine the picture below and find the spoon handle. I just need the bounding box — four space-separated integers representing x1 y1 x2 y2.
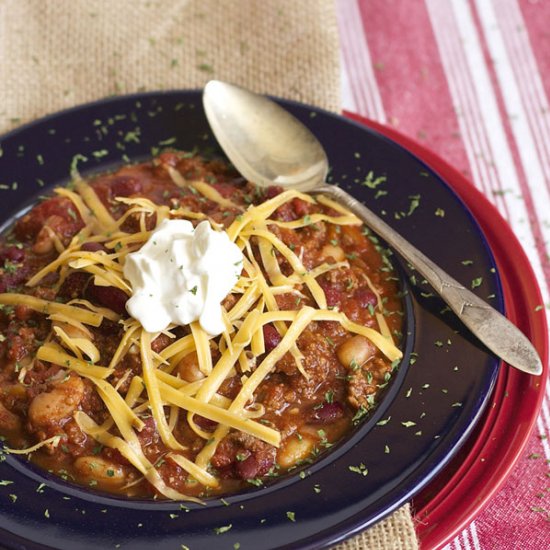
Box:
319 184 542 376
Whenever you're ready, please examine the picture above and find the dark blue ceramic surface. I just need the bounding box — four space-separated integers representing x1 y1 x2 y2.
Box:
0 92 501 550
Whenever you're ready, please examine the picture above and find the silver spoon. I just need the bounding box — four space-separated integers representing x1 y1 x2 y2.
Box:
203 80 543 376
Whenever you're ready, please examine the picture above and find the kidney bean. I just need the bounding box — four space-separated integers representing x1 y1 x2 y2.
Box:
319 281 343 307
234 454 258 479
0 267 29 293
354 288 377 308
291 198 310 218
86 284 128 315
0 246 25 263
307 401 344 424
274 202 297 222
193 415 218 432
15 304 34 321
265 185 283 199
136 416 158 448
255 452 275 476
234 452 274 480
151 334 172 353
80 242 108 253
110 176 142 198
263 324 282 353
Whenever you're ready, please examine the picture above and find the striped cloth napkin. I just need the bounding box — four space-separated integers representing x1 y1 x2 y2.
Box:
338 1 550 549
0 1 418 549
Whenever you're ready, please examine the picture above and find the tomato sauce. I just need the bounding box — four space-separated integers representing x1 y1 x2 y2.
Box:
0 152 403 498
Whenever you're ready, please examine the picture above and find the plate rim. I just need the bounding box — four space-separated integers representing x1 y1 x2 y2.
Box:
344 111 549 548
0 91 505 549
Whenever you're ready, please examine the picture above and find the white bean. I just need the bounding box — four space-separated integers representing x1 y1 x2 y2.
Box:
320 244 345 262
177 352 204 382
28 375 84 427
336 335 375 368
277 434 314 468
74 456 126 485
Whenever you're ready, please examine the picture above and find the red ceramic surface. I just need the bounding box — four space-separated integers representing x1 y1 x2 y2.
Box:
344 111 549 549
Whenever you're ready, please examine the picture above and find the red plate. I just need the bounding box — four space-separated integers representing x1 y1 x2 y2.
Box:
345 111 549 550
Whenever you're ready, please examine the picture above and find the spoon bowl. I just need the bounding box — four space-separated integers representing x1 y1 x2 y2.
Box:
203 80 328 191
203 80 543 376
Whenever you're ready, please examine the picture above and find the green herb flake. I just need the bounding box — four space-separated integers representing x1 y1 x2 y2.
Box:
348 463 368 476
407 194 421 216
0 480 13 486
361 171 387 189
213 524 232 534
286 511 296 522
435 208 445 217
247 478 263 487
189 285 198 295
70 153 88 177
352 406 369 425
471 277 483 289
401 421 417 428
376 416 391 426
197 63 214 74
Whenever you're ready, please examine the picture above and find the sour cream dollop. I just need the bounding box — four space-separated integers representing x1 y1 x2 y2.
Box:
123 219 243 335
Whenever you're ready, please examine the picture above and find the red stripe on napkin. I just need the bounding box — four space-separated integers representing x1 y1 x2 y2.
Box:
357 0 470 174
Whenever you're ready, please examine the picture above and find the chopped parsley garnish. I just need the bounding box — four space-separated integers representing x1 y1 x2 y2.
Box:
352 406 369 425
471 277 483 289
361 171 386 189
401 421 417 428
376 416 391 426
348 463 368 476
407 194 421 216
213 524 232 534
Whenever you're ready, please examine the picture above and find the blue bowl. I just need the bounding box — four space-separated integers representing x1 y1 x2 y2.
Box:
0 91 501 549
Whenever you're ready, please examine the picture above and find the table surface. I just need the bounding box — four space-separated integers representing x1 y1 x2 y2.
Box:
337 1 550 548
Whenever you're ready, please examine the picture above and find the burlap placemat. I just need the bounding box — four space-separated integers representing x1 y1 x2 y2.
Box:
0 1 418 548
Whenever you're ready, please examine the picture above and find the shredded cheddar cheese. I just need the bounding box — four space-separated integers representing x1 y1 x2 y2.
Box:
9 165 403 502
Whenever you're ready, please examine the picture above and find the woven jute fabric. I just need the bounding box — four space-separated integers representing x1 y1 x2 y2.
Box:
334 504 418 550
0 0 340 132
0 1 418 548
